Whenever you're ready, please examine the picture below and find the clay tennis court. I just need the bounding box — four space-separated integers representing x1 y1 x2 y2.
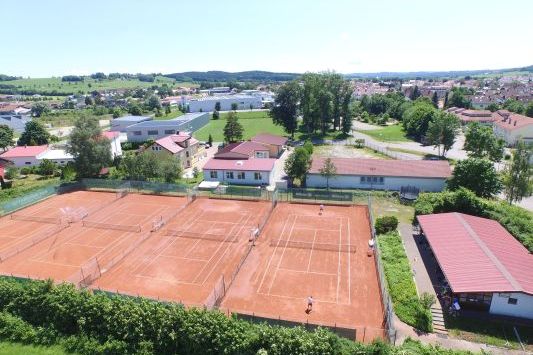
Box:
220 202 384 342
91 197 271 307
0 191 187 283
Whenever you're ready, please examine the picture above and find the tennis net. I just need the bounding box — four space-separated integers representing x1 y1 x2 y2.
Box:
270 239 356 253
10 214 61 225
164 229 238 243
82 220 141 233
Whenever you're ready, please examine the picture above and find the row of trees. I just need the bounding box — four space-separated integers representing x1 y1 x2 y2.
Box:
270 72 353 138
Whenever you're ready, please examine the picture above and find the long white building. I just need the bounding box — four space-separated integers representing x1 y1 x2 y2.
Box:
183 95 262 112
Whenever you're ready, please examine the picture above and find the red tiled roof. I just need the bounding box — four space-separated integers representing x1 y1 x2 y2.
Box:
308 158 451 178
203 158 276 171
493 110 533 131
154 133 198 154
232 141 269 155
214 141 269 159
251 133 288 146
418 213 533 295
102 131 120 139
0 145 48 158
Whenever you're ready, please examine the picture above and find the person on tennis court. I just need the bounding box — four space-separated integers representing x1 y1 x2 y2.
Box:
319 204 324 215
306 295 314 313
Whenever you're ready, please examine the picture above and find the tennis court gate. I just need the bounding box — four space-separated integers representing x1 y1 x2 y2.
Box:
230 311 356 341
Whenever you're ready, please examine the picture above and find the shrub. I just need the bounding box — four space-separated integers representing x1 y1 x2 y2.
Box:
377 232 432 332
4 167 19 180
375 216 398 234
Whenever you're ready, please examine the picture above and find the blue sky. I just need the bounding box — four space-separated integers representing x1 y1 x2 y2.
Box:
2 0 532 77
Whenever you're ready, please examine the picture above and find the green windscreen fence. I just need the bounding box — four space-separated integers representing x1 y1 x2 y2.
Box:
0 185 59 215
278 188 364 205
197 184 265 200
81 179 188 196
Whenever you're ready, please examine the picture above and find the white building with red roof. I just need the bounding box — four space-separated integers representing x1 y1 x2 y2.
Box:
146 132 204 169
306 157 451 191
202 158 276 186
0 145 73 167
102 131 122 158
492 110 533 146
214 141 271 160
418 213 533 319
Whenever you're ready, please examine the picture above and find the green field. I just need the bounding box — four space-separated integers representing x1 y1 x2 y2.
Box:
358 124 413 142
193 111 286 142
0 342 66 355
1 76 195 95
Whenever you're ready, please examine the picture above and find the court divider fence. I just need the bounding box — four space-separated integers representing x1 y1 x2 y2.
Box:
80 179 188 196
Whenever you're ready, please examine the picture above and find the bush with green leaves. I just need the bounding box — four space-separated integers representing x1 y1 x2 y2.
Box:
4 167 19 180
415 188 533 252
0 277 480 355
377 233 432 332
375 215 398 234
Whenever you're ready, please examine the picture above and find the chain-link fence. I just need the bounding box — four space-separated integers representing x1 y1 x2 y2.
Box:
276 188 372 206
81 179 188 196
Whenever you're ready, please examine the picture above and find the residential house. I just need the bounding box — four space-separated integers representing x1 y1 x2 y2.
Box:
492 110 533 146
0 145 73 167
214 141 271 160
251 133 288 158
202 158 276 186
418 213 533 320
103 131 123 158
306 157 451 191
147 132 204 169
125 112 209 142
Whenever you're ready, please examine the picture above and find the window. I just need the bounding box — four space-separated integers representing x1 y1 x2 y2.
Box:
256 151 267 158
226 171 234 179
360 176 366 183
25 162 31 165
186 151 190 157
360 176 384 185
210 171 217 179
147 130 158 135
237 172 245 179
133 131 142 136
164 129 175 135
254 172 262 180
508 298 518 305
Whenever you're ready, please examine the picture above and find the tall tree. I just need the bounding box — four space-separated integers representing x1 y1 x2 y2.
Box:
409 86 421 100
431 92 439 108
502 140 532 204
448 158 502 198
340 81 353 135
443 91 449 108
223 111 243 143
0 124 14 151
425 112 460 157
525 102 533 118
284 147 311 185
159 154 183 183
486 102 500 112
402 100 436 140
18 121 50 146
127 102 143 116
464 122 505 162
447 88 472 109
269 80 301 139
319 157 337 189
67 116 112 178
30 102 50 117
502 98 525 114
145 95 162 111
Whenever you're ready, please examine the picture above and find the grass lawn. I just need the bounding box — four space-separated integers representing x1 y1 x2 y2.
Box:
193 111 286 142
1 76 194 95
0 175 59 204
0 342 66 355
40 109 112 128
371 196 414 224
387 147 457 165
359 124 413 143
446 315 533 351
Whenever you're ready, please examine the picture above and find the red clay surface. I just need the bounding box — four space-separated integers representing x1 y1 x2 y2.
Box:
0 192 187 283
91 197 271 306
220 203 384 342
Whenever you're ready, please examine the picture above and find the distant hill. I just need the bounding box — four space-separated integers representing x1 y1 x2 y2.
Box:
164 70 301 82
345 65 533 79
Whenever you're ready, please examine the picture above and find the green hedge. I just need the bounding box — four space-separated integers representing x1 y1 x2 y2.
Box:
377 233 432 332
414 188 533 252
0 277 479 354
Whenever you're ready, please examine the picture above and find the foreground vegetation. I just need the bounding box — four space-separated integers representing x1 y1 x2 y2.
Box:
0 277 477 355
377 232 433 332
194 111 286 142
0 341 66 355
415 188 533 251
0 175 59 204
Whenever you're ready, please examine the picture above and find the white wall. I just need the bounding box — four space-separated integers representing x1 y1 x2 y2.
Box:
489 292 533 320
203 169 271 186
187 96 262 112
8 156 40 167
493 125 533 146
110 137 122 157
305 174 446 192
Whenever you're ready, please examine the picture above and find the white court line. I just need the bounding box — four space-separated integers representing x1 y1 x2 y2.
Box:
336 217 342 303
277 268 338 277
306 229 317 272
267 214 297 294
256 291 350 306
256 212 293 293
296 227 341 233
195 212 251 285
